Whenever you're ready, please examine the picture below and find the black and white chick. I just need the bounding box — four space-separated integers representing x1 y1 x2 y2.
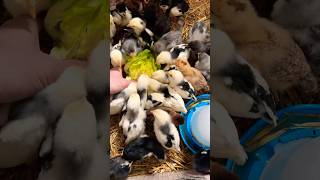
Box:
137 74 149 109
188 21 210 43
213 29 277 126
38 97 108 180
152 70 169 84
151 109 181 151
187 22 210 66
122 135 166 161
110 82 137 115
145 92 165 110
271 0 320 78
110 41 125 68
111 2 133 27
0 66 86 168
195 52 210 81
192 150 210 174
167 69 197 101
153 30 183 55
85 40 108 149
156 44 190 67
169 0 189 17
121 38 143 57
148 78 187 113
119 93 146 144
127 17 155 47
110 156 132 180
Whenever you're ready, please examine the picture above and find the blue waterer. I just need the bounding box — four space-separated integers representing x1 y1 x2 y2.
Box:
179 94 210 154
226 104 320 180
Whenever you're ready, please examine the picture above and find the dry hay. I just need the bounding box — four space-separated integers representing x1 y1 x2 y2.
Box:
110 114 193 177
182 0 211 41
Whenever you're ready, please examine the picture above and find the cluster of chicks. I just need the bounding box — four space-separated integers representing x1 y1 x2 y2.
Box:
109 0 210 179
211 0 320 173
0 41 109 179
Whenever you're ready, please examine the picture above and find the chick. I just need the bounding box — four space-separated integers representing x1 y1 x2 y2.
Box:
188 21 210 43
169 0 189 17
4 0 52 18
110 41 125 68
119 93 146 144
212 100 248 165
156 44 190 66
38 98 107 180
271 0 320 79
121 38 142 57
153 30 183 55
0 67 86 168
195 52 210 81
110 15 116 39
110 82 137 115
127 17 155 47
124 0 144 17
148 106 185 126
152 70 169 84
85 40 108 149
148 79 187 113
122 135 166 161
188 40 211 66
214 0 317 94
151 109 181 151
192 150 210 174
145 93 165 110
175 58 209 94
152 11 171 39
137 74 149 109
167 69 197 100
127 17 146 36
213 29 277 125
110 157 132 180
111 3 132 27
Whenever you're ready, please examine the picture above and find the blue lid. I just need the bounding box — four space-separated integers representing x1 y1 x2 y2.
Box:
226 104 320 180
179 94 210 154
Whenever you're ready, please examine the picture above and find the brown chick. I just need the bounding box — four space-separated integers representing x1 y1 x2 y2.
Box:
214 0 317 95
175 58 210 94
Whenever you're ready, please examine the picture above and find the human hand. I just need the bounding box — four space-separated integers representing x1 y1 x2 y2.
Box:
110 68 131 95
0 16 86 126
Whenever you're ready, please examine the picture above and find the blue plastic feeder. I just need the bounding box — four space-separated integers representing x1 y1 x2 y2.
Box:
179 94 210 154
226 104 320 180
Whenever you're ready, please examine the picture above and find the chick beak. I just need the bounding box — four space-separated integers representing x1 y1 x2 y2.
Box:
191 94 198 102
160 5 168 13
176 146 181 152
27 0 37 19
129 52 136 57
